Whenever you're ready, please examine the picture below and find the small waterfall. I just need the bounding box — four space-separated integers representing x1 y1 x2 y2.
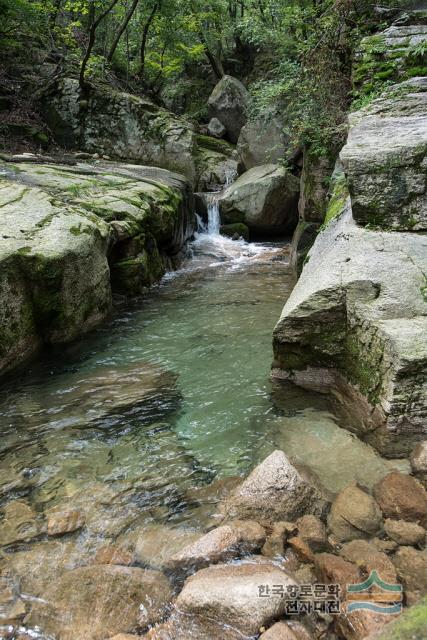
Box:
206 193 221 235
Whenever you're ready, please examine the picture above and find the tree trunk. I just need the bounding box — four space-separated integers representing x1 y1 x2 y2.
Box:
139 1 160 79
79 0 120 93
107 0 140 62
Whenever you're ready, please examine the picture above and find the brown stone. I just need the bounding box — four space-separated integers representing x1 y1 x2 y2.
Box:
327 485 383 542
296 515 329 552
94 545 134 566
314 553 360 596
410 441 427 475
371 537 399 554
373 472 427 527
165 520 265 574
262 521 297 558
384 519 426 546
392 546 427 605
336 608 392 640
46 509 85 536
287 536 315 564
0 501 45 546
259 621 313 639
26 565 172 640
142 611 244 639
339 539 397 583
176 560 297 637
117 523 200 570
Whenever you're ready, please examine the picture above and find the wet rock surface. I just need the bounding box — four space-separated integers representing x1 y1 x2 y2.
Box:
26 564 172 640
327 485 383 542
220 450 326 524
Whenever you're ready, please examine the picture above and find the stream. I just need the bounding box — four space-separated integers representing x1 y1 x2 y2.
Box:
0 212 408 637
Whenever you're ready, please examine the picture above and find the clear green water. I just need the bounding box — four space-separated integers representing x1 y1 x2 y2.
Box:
0 233 408 635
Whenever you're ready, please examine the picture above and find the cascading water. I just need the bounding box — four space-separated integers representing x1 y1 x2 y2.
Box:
206 193 221 235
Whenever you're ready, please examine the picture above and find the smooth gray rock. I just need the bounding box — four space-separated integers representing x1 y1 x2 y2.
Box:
219 164 299 236
237 114 289 170
273 199 427 456
340 77 427 230
208 75 249 143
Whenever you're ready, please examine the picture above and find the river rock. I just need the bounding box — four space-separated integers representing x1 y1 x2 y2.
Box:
208 75 249 143
141 611 244 639
26 565 172 640
296 515 329 552
207 117 226 139
287 536 315 563
259 621 313 640
384 519 426 546
314 553 360 594
373 472 427 527
220 450 325 525
165 520 265 574
93 545 134 566
392 546 427 604
175 560 297 637
46 509 85 536
0 501 45 546
219 164 299 236
117 524 201 570
261 521 298 558
236 113 290 171
338 539 397 583
327 485 383 542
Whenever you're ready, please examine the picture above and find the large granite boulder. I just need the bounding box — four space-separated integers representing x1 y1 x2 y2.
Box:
26 565 172 639
272 192 427 457
41 78 198 182
0 159 194 376
237 113 290 170
208 75 249 143
220 450 326 524
175 560 297 637
340 77 427 230
219 164 299 237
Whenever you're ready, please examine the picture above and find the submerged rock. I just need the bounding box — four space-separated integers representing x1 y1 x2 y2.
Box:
220 450 326 525
165 520 266 574
175 560 297 637
208 75 249 144
0 500 45 547
327 485 383 542
219 164 299 236
26 565 172 640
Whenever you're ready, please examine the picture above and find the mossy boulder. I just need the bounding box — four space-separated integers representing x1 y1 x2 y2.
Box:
0 160 194 375
220 223 249 241
341 77 427 230
219 164 299 237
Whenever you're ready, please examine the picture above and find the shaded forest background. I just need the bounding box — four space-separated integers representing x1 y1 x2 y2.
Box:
0 0 407 157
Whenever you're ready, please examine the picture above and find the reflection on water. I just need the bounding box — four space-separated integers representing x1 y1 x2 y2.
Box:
0 231 408 636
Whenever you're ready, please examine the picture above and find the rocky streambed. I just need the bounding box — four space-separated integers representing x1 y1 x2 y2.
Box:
1 228 423 640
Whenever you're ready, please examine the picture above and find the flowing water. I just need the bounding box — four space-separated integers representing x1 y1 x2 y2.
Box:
0 215 408 637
